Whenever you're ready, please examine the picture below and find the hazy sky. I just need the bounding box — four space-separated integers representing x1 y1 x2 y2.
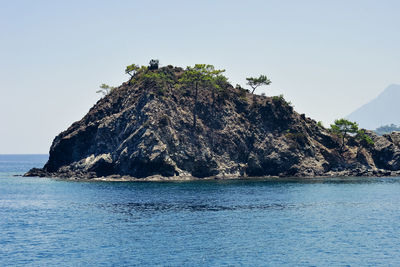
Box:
1 0 399 153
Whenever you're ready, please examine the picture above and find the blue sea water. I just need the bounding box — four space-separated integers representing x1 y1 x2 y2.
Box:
1 155 400 266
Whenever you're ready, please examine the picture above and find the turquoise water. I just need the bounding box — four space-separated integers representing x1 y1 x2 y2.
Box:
1 155 400 266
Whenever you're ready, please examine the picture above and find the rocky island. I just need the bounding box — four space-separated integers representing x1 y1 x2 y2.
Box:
25 62 400 181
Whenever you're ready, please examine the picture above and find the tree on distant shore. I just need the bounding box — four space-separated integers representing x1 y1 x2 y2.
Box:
97 84 115 96
246 75 271 94
330 119 359 150
179 64 225 129
374 124 400 135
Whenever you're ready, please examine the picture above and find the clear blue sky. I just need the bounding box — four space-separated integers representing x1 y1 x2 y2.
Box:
1 0 399 153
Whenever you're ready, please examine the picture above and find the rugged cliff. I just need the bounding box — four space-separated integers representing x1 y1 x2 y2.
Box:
25 65 400 180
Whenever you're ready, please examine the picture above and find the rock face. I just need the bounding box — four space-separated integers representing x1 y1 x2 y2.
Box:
25 66 400 180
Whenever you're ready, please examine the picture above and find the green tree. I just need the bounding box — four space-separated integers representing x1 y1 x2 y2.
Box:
141 70 175 92
356 129 374 146
125 64 140 77
205 67 226 114
330 119 359 149
246 75 271 94
96 83 115 96
179 64 225 129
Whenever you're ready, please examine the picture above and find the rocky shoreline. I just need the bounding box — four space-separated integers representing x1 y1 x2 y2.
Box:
25 166 400 182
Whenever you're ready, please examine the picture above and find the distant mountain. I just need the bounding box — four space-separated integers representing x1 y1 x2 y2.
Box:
347 84 400 130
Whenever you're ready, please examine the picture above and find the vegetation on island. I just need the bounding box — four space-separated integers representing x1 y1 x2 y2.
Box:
125 64 140 77
98 60 161 97
179 64 226 129
98 60 275 108
330 118 374 150
246 75 271 94
96 84 115 96
356 129 374 146
271 94 293 107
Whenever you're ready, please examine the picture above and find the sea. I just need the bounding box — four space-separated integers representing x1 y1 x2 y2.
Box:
1 154 400 266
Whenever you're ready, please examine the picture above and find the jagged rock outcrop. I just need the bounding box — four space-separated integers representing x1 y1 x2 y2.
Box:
25 65 400 180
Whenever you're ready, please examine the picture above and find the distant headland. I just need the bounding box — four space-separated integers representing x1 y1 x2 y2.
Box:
25 61 400 181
